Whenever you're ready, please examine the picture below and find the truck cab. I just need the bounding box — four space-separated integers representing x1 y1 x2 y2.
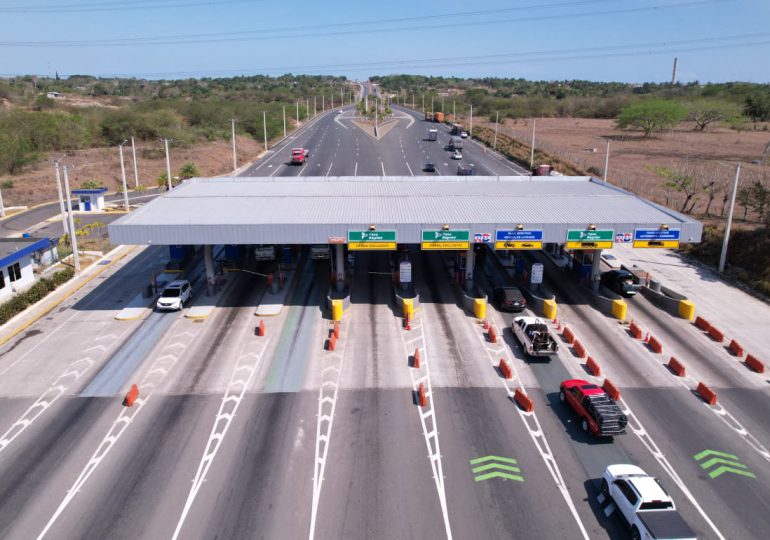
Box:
290 148 309 165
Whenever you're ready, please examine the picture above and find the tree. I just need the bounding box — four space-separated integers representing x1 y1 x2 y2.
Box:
737 186 752 219
136 184 146 195
750 180 770 222
616 99 686 138
745 93 770 121
156 172 169 191
702 180 717 216
685 99 741 131
649 162 700 213
80 180 102 189
178 162 200 180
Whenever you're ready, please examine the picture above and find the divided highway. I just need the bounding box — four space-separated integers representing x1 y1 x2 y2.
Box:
0 102 767 539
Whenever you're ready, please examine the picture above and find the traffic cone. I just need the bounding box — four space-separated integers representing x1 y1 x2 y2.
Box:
413 348 420 368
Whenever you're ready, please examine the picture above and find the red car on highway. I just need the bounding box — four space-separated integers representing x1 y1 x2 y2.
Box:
559 379 627 437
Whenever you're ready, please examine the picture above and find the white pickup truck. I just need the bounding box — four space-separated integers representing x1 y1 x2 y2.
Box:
602 465 697 540
512 316 559 357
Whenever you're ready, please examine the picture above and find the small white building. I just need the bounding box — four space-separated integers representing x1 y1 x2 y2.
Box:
72 187 108 212
46 91 64 99
0 237 58 303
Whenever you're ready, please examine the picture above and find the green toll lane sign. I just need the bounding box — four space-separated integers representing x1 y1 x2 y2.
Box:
347 230 397 243
421 230 470 242
566 229 614 250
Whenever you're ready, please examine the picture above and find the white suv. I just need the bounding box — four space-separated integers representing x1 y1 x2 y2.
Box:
156 280 192 311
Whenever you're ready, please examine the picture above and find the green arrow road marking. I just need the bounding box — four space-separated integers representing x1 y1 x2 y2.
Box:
474 471 524 483
699 457 748 471
694 449 755 480
708 466 756 479
469 455 518 465
694 449 739 461
471 463 521 474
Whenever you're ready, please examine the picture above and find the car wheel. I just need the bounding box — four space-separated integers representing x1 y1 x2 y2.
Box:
601 479 609 499
581 418 589 433
630 526 641 540
178 300 184 311
559 391 565 402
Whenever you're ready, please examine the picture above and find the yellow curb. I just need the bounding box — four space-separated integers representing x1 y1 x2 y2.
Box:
114 309 149 321
184 313 211 320
0 246 137 348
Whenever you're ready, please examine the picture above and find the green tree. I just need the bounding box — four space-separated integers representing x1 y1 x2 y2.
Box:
745 93 770 121
178 162 200 180
80 180 102 189
750 180 770 222
649 163 700 213
616 99 686 138
737 186 752 219
136 184 146 195
685 99 741 131
157 172 170 191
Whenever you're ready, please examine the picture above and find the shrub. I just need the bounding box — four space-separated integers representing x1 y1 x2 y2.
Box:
1 180 13 189
0 267 75 325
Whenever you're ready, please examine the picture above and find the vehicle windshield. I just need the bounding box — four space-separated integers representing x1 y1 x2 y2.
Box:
580 384 600 390
162 287 181 298
640 501 674 510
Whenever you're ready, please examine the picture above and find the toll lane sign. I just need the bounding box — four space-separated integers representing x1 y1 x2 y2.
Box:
422 230 470 250
495 229 543 250
566 229 614 250
347 230 397 250
633 228 680 248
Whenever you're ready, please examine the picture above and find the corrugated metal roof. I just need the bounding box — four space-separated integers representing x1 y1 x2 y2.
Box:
109 176 702 245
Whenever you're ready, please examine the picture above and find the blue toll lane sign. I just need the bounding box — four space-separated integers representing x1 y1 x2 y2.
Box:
633 228 681 248
495 229 543 250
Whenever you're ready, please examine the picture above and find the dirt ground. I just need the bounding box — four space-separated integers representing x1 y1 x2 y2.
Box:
480 117 770 217
2 136 263 207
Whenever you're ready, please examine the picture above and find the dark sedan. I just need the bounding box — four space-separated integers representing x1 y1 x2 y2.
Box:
494 286 527 312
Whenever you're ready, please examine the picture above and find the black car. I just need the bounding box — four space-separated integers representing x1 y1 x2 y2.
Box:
423 162 436 173
600 269 641 297
494 286 527 312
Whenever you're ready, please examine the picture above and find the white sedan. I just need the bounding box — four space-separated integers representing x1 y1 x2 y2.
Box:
460 131 468 138
451 151 463 160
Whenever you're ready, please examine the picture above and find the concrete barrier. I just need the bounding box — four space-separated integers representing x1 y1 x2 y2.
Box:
514 388 534 413
648 335 663 354
629 320 644 340
728 339 743 357
678 300 696 321
573 339 587 359
640 284 694 320
473 298 487 320
393 283 419 316
403 298 415 319
694 316 711 331
746 354 765 373
668 356 686 377
602 379 621 401
562 326 575 345
696 382 717 405
498 358 512 379
707 325 724 343
586 356 601 376
331 299 343 322
543 299 558 321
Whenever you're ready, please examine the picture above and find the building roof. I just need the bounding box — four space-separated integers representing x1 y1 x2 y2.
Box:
0 237 53 268
108 176 703 246
71 187 108 195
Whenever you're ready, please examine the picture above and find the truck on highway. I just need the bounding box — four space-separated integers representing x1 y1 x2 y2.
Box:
512 316 558 356
290 147 309 165
560 379 628 436
450 123 464 135
424 112 434 122
602 464 698 540
448 136 464 150
434 112 445 123
428 129 438 141
457 164 475 176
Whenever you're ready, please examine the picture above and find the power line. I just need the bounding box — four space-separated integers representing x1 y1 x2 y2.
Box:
0 0 726 47
0 0 262 14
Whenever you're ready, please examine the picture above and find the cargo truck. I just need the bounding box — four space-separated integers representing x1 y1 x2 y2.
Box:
427 129 438 141
434 112 445 123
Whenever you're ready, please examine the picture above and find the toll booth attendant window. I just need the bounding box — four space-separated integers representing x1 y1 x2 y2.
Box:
0 270 5 289
8 262 22 282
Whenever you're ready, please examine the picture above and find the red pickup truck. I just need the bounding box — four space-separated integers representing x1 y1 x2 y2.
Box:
290 147 309 165
559 379 627 437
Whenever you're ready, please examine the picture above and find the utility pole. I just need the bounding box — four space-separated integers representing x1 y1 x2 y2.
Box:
131 136 139 188
422 94 424 113
163 138 173 190
118 140 129 211
0 187 5 218
671 57 678 85
54 157 68 236
61 166 80 273
282 106 287 138
306 98 309 120
231 118 237 172
441 96 444 112
719 163 741 273
493 111 499 151
314 96 317 117
529 119 537 170
453 101 455 119
412 92 414 109
431 96 434 115
331 92 334 109
322 95 325 112
296 101 300 125
603 140 610 182
262 110 268 151
469 104 473 136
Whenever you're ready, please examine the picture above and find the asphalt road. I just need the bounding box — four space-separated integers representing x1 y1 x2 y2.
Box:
0 98 768 539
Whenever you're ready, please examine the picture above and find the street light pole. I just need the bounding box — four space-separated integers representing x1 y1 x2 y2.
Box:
469 104 473 136
282 106 287 139
322 95 325 112
0 187 5 218
262 110 268 151
313 96 317 117
163 138 173 190
719 163 742 273
231 118 237 172
603 140 610 182
61 166 80 273
118 140 129 211
131 136 139 188
54 157 68 236
296 101 300 125
529 119 537 170
493 111 499 151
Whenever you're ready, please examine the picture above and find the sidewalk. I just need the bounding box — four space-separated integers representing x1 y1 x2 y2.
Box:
256 270 296 316
0 245 136 347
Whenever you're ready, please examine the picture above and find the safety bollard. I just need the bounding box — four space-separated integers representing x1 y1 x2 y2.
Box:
483 319 489 330
488 326 497 343
668 356 686 377
498 358 512 379
333 321 340 339
586 356 601 376
256 320 266 337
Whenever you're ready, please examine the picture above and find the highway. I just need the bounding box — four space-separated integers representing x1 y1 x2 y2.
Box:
0 99 768 539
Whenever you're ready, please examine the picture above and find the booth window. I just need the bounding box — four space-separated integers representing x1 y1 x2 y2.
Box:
0 271 5 289
8 262 22 282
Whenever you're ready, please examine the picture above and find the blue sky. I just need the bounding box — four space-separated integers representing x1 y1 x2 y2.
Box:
1 0 769 82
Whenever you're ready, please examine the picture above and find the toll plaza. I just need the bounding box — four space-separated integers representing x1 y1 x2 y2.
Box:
108 175 702 302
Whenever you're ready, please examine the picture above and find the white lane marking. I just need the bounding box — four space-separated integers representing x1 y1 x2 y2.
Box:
396 310 453 540
472 309 589 540
37 323 199 539
406 162 414 176
559 322 727 540
172 337 271 539
354 162 358 176
269 164 284 177
308 322 348 540
325 162 333 177
380 162 386 176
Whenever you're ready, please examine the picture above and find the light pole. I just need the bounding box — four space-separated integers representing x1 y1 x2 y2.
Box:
441 96 444 112
118 140 129 211
0 187 5 218
431 96 434 115
54 157 68 236
469 104 473 136
422 94 424 113
282 106 287 139
529 119 537 170
314 96 317 117
231 118 237 172
322 95 325 112
162 138 173 190
131 136 139 188
493 111 499 151
719 163 742 273
61 165 80 273
296 101 300 125
262 110 268 151
306 98 309 121
453 101 455 119
603 140 610 182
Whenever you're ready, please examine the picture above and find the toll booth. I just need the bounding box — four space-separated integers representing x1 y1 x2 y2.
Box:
167 244 194 271
72 187 108 212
